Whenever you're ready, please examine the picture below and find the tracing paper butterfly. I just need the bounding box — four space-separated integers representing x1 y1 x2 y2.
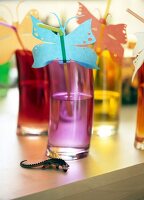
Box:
0 9 41 64
31 14 98 69
77 2 127 61
132 32 144 81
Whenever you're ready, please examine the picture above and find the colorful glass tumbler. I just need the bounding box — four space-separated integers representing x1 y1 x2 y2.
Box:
0 62 11 97
134 63 144 149
93 50 122 137
47 60 94 160
16 50 50 135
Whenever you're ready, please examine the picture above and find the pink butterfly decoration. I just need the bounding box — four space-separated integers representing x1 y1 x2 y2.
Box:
77 2 127 61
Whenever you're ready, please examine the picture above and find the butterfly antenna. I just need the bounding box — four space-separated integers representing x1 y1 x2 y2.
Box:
50 12 63 29
106 13 112 24
16 0 25 23
64 15 83 30
95 8 101 19
0 4 13 23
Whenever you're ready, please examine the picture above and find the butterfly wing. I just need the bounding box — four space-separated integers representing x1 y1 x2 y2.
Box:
133 32 144 56
18 9 41 50
101 24 127 59
65 19 97 69
77 3 127 59
31 16 62 68
31 16 59 43
65 45 97 69
19 9 39 33
132 49 144 81
66 19 95 46
0 18 20 64
77 2 100 35
32 43 62 68
105 24 127 43
132 33 144 81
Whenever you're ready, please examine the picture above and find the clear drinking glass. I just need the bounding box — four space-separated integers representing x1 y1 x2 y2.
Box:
47 60 93 160
16 50 50 135
93 50 121 137
134 62 144 149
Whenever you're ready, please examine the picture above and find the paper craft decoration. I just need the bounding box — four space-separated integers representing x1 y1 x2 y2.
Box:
126 9 144 81
31 15 98 69
0 9 40 64
132 33 144 81
76 2 127 60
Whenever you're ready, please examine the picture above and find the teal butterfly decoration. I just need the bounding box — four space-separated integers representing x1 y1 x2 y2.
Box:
31 14 98 69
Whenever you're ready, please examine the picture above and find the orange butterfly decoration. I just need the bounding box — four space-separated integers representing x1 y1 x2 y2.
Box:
77 2 127 61
0 2 41 64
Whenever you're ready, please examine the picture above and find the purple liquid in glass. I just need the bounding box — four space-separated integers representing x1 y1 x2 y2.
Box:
48 92 93 149
47 60 93 160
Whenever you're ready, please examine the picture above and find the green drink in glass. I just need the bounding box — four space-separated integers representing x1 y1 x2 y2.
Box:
0 62 11 97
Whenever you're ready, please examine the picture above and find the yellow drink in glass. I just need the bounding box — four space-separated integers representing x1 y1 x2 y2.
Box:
93 50 121 137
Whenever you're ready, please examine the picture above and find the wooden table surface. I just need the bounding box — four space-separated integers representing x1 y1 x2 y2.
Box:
1 88 144 200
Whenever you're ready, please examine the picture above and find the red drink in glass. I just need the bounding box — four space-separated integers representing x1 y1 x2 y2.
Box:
135 63 144 149
16 50 49 135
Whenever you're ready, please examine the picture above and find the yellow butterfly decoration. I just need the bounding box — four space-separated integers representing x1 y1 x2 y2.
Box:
0 1 41 64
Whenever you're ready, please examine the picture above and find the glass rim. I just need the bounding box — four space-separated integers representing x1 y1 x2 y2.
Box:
51 59 75 64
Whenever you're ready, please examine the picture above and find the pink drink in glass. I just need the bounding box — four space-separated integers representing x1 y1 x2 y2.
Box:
47 60 93 160
16 50 50 135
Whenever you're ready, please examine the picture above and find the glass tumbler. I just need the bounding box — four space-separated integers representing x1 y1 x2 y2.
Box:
93 50 122 137
47 60 93 160
0 61 11 97
134 62 144 149
16 50 50 135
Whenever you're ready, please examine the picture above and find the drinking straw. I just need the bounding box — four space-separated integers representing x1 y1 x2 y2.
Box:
38 23 72 115
127 9 144 24
96 0 112 61
92 0 112 82
103 0 112 19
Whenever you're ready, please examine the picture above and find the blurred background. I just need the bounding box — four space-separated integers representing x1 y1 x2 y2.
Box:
0 0 144 33
1 0 144 104
0 0 144 34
